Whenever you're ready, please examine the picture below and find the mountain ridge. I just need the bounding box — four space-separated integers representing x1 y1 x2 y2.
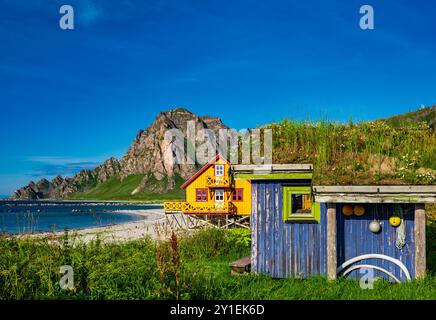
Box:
12 108 227 200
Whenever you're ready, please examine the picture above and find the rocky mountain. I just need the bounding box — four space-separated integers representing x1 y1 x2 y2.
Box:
119 108 227 194
12 108 227 200
12 157 121 200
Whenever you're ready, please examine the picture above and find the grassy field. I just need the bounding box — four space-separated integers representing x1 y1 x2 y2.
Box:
0 215 435 300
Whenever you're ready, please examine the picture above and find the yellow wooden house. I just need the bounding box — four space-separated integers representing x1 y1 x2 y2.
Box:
164 154 251 215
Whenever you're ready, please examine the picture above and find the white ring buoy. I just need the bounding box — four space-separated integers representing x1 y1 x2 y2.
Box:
341 264 401 283
337 254 411 281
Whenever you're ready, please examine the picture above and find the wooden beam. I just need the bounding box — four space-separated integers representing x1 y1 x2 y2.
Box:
414 204 426 279
313 185 436 194
230 256 251 275
234 172 313 180
232 163 313 172
327 203 337 280
314 194 436 204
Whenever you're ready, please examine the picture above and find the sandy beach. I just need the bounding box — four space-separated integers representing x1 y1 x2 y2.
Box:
15 207 208 243
66 207 168 243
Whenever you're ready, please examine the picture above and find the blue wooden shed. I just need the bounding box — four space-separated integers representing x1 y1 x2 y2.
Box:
232 164 435 282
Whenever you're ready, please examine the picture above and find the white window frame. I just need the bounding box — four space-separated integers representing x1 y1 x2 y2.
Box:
215 164 224 177
215 189 224 202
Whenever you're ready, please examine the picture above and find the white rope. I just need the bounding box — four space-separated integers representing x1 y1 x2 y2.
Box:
396 205 406 250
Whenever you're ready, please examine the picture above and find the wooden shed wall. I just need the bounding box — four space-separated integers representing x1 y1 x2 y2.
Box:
251 181 328 278
336 203 415 281
251 181 416 280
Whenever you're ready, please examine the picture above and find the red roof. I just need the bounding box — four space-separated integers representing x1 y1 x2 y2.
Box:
181 154 230 189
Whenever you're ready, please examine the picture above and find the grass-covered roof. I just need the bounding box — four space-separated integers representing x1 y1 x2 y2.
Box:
268 119 436 185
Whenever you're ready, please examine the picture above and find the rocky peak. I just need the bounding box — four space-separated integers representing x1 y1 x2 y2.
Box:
119 107 228 193
12 107 228 200
51 176 64 186
96 157 121 183
201 115 226 130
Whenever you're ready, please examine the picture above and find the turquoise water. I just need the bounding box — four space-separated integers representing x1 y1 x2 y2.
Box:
0 201 163 235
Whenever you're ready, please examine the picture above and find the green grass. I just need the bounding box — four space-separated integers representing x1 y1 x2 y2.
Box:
383 105 435 128
68 174 185 202
268 119 436 185
1 220 436 300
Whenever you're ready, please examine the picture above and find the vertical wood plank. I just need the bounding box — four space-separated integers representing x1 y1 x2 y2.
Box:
269 183 276 277
251 183 258 273
321 203 328 275
273 183 280 277
258 183 265 273
265 184 271 274
409 206 416 278
415 203 426 279
327 203 337 280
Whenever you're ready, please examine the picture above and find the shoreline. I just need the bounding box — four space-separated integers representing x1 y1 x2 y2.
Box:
0 199 167 204
13 208 192 243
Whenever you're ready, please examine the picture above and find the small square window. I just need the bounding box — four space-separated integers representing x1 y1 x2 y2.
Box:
196 189 208 202
215 165 224 176
232 189 243 201
283 186 320 223
291 194 312 214
215 189 224 202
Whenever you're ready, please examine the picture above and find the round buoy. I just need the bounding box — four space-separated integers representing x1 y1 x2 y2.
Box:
389 216 401 227
369 220 381 233
354 205 365 216
342 205 353 216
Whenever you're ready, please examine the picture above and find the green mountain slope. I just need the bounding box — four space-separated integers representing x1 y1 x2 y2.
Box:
68 174 185 201
382 105 436 129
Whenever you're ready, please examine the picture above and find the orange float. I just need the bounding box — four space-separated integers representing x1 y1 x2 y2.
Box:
354 205 365 216
342 204 353 216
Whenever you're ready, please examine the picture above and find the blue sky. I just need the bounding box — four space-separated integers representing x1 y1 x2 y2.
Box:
1 0 436 195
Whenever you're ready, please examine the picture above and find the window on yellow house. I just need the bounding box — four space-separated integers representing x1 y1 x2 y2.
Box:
196 189 208 202
215 164 224 176
232 189 243 201
215 189 224 202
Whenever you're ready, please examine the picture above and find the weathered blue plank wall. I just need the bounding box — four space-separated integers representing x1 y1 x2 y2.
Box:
251 181 416 281
336 203 415 281
251 182 328 278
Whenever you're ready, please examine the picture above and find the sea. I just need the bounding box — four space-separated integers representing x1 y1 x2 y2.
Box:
0 200 163 235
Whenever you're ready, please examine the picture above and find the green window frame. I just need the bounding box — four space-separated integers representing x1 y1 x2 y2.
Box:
283 186 320 223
